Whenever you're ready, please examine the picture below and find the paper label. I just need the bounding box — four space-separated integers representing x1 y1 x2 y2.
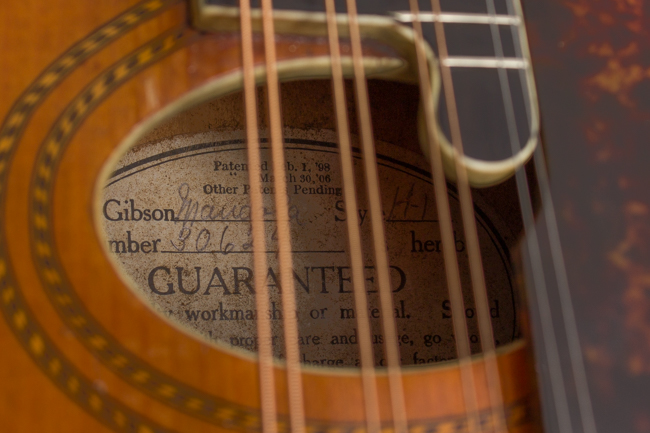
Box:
101 130 519 367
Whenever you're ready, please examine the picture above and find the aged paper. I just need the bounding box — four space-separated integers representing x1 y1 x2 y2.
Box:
102 129 518 367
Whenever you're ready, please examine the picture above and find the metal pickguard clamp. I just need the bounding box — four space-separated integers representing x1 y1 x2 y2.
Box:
190 0 540 187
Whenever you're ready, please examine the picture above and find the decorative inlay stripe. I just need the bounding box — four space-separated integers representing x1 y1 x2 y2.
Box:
0 1 185 431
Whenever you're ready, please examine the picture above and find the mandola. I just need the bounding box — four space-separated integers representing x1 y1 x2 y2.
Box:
0 0 647 432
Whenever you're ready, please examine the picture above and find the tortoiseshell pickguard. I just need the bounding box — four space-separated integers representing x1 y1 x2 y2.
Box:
525 1 650 431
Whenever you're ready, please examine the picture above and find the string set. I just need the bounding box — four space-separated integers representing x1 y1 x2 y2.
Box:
235 0 598 432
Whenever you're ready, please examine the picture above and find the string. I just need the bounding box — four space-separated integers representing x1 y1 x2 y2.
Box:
422 0 511 430
407 0 483 431
323 2 382 433
480 0 575 432
259 0 307 432
344 1 408 432
503 0 598 430
239 1 278 432
532 142 598 433
415 0 510 430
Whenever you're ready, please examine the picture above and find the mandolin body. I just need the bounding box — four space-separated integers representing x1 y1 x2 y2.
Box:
2 0 646 432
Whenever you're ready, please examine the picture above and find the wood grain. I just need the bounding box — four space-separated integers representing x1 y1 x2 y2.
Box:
0 0 540 431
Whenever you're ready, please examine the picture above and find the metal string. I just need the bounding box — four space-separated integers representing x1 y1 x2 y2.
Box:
406 0 484 431
532 142 598 433
259 0 308 431
344 1 409 431
481 0 576 432
239 1 278 432
414 0 510 430
323 2 382 433
503 0 598 430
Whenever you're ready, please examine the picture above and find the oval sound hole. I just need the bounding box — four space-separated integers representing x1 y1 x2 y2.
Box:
99 83 521 368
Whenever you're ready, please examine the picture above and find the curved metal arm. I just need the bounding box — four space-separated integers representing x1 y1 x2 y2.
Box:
190 0 540 188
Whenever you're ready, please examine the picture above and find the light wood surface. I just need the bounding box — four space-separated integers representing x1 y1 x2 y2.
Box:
0 0 539 431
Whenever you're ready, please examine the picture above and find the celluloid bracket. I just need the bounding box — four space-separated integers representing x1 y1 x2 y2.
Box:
189 0 540 187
